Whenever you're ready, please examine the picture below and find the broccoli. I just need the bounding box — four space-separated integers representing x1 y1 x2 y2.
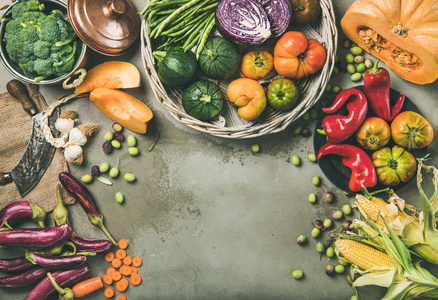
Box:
3 0 78 81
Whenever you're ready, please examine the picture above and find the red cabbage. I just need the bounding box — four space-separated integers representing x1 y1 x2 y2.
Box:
263 0 292 37
215 0 271 45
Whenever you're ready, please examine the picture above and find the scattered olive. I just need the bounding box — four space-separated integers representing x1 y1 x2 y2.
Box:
80 174 93 183
300 128 311 137
308 193 316 203
111 140 121 149
115 192 124 204
311 227 321 238
354 55 364 64
351 295 359 300
292 270 303 279
301 111 311 121
112 123 123 132
332 210 343 220
91 165 100 177
364 58 373 69
292 125 302 136
102 141 112 154
312 176 320 186
127 135 137 147
335 265 345 274
291 155 300 166
356 63 366 73
113 132 124 142
251 144 260 153
104 132 113 141
346 54 354 63
325 192 334 203
128 147 139 156
325 84 332 93
109 167 119 178
124 173 136 182
346 64 356 74
321 98 331 107
316 242 325 253
326 246 335 258
314 220 324 230
307 152 317 162
339 259 349 266
325 264 335 276
351 73 362 82
342 204 352 215
323 218 333 229
332 66 340 77
350 46 363 56
297 234 307 245
310 109 318 119
331 86 342 94
342 38 352 48
343 220 352 230
346 275 354 286
100 163 110 173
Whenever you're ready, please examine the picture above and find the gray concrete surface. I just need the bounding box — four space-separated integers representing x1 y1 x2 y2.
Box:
1 0 438 299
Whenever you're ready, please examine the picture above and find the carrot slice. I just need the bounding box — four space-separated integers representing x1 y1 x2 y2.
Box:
72 276 103 297
105 252 115 262
120 265 132 276
123 256 132 266
116 249 127 260
107 267 116 275
131 266 138 274
132 257 142 267
130 274 142 286
118 239 129 250
115 295 126 300
104 287 115 298
111 271 122 282
112 258 122 269
115 278 129 292
103 274 113 285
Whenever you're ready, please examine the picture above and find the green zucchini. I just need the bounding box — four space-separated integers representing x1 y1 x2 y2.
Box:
182 80 224 121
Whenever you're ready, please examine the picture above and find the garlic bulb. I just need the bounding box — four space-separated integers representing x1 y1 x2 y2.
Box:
54 118 74 135
68 128 87 146
64 145 82 162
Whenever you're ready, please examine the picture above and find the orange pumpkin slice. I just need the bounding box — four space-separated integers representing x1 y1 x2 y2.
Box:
341 0 438 84
75 61 141 93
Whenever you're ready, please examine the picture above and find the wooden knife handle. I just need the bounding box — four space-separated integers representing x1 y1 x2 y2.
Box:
0 173 13 185
7 80 38 117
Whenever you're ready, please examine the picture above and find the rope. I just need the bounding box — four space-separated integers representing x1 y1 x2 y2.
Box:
41 93 87 148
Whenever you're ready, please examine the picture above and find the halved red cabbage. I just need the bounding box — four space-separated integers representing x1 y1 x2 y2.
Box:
215 0 271 45
263 0 292 37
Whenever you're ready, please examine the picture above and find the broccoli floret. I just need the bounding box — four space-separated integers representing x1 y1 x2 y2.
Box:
3 0 78 81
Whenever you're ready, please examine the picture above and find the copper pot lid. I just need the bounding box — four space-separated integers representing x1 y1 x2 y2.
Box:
68 0 139 56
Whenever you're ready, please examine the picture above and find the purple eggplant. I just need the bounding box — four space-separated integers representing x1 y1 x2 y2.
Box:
0 201 46 229
0 256 35 273
26 251 86 270
0 222 72 249
59 172 117 245
70 232 112 255
0 267 48 288
24 264 90 300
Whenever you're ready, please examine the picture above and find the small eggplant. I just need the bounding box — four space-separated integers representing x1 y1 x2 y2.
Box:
59 172 117 245
0 256 35 273
0 201 46 229
24 264 90 300
0 267 48 288
52 184 69 226
0 222 72 249
26 251 86 270
70 232 112 255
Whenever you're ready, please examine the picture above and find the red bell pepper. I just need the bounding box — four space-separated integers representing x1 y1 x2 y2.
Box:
317 143 377 192
364 59 404 122
319 88 368 144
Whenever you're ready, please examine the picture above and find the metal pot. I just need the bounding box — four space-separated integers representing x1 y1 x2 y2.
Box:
0 0 88 86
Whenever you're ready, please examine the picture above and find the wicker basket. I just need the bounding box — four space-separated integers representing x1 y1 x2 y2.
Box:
141 0 338 139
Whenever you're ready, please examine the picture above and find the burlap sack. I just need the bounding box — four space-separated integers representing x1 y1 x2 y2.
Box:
0 84 74 212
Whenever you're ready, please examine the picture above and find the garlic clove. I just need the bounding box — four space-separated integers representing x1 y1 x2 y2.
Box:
68 128 87 146
64 145 83 162
54 118 75 135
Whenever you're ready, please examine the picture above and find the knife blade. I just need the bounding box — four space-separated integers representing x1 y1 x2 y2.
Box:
0 80 59 197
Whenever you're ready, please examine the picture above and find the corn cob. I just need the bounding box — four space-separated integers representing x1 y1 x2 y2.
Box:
335 238 396 271
356 195 398 227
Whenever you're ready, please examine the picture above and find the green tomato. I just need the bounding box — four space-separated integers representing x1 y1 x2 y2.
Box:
372 145 417 186
267 78 299 111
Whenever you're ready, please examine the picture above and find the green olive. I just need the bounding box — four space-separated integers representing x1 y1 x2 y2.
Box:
316 242 325 253
99 163 110 173
311 227 321 238
364 58 373 69
251 144 260 153
307 153 317 162
325 84 332 93
124 173 136 182
308 193 316 203
292 125 302 135
128 147 139 156
312 176 320 186
310 109 318 120
109 168 119 178
356 63 366 73
104 132 113 141
342 204 352 215
111 140 121 149
291 155 300 166
326 247 335 258
332 86 342 94
292 270 303 279
335 265 345 273
323 218 332 229
115 192 124 204
347 64 356 74
301 111 311 121
350 46 363 56
354 55 364 64
127 135 137 147
346 54 354 63
351 73 362 82
80 174 93 183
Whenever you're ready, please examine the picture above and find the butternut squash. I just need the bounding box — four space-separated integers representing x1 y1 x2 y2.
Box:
341 0 438 84
89 88 153 134
75 61 141 93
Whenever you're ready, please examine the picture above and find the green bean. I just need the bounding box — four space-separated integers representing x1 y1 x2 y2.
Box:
196 13 215 58
183 34 201 51
182 14 211 49
166 0 207 27
163 10 209 36
149 15 169 28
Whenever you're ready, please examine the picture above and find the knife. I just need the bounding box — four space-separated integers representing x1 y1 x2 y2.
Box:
0 80 59 197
